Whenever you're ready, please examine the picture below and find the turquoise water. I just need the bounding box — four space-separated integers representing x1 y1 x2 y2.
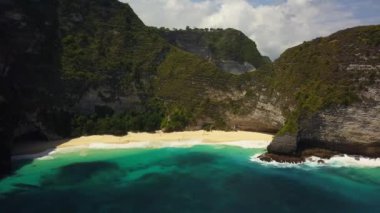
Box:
1 145 380 212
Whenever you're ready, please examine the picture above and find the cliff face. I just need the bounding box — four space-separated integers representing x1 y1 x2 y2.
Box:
154 27 284 132
0 0 62 176
297 58 380 156
0 0 282 148
266 26 380 158
56 0 283 134
298 104 380 156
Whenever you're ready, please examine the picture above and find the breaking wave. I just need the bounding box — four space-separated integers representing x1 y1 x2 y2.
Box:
250 154 380 168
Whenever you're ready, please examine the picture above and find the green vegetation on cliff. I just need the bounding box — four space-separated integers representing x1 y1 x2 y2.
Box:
156 27 271 70
2 0 378 144
59 0 168 101
273 25 380 134
57 0 251 134
71 100 165 136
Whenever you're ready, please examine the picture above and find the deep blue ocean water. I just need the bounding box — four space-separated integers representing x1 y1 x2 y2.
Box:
1 145 379 212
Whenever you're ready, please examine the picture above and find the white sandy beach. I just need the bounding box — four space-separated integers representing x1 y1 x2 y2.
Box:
60 130 272 145
13 131 274 157
58 130 273 149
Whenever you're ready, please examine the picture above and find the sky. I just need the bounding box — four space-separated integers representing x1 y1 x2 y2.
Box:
121 0 380 60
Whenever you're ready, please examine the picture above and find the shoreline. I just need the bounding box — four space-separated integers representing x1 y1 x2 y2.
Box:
11 130 380 168
12 130 274 159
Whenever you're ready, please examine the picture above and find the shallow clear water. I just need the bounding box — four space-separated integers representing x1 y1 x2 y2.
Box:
1 145 380 212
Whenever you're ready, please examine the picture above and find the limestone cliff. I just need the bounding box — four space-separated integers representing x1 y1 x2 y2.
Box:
298 104 380 157
265 25 380 159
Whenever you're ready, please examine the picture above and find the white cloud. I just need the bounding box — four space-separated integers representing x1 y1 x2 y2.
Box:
122 0 366 59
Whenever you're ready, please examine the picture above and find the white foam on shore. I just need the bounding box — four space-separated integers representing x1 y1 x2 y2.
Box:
216 140 270 149
86 140 270 150
250 154 380 168
12 140 270 160
87 140 202 149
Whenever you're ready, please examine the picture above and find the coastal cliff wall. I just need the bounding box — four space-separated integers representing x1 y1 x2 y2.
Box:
298 104 380 156
298 67 380 156
56 0 283 134
0 0 282 147
266 26 380 159
0 0 62 175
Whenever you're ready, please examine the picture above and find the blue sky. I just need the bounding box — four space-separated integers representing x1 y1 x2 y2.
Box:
123 0 380 59
338 0 380 23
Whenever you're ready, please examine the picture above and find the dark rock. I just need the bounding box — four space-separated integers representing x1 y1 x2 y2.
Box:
0 0 13 5
259 147 344 164
0 105 14 178
258 153 304 164
0 141 12 178
300 148 339 159
267 134 298 155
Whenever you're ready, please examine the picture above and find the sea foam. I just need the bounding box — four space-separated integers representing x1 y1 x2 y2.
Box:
85 139 270 150
250 154 380 168
12 140 270 160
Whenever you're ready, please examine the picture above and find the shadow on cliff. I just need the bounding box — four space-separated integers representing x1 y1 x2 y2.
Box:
10 139 71 173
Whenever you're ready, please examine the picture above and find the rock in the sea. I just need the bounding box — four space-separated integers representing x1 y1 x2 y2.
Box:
258 153 304 163
267 134 298 155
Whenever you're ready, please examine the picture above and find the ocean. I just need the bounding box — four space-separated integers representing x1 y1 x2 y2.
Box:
1 143 380 212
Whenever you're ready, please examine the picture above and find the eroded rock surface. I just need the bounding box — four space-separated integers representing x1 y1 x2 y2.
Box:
267 134 298 155
298 103 380 157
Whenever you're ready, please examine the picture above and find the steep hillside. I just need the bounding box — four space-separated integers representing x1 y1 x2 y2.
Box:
157 28 271 74
0 0 62 175
265 25 380 159
57 0 170 135
57 0 276 135
0 0 280 175
0 0 284 176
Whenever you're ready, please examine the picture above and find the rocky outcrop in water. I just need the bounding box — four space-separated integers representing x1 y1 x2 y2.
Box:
267 134 297 155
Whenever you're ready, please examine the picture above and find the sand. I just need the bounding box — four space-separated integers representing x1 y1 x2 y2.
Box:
59 131 273 147
12 131 273 157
